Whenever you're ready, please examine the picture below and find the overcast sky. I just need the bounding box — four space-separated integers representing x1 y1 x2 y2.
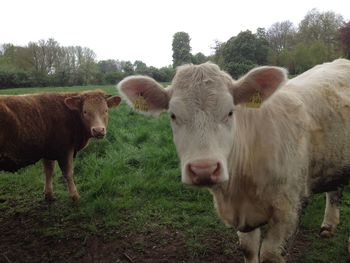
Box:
1 0 350 68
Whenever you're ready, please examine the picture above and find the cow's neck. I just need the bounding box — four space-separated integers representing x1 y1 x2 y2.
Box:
209 97 307 227
230 106 274 187
209 106 276 227
73 117 91 153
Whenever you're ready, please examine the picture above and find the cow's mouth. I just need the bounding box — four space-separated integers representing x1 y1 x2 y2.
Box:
92 134 105 139
186 162 224 187
192 176 217 187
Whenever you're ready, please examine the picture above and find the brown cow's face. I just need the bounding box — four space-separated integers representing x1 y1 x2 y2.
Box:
64 91 121 138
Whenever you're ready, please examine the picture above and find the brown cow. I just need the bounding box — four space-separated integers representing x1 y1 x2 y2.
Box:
0 90 121 201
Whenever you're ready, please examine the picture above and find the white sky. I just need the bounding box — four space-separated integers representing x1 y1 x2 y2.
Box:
1 0 350 68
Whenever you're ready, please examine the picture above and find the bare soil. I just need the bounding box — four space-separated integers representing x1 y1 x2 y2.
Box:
0 201 310 263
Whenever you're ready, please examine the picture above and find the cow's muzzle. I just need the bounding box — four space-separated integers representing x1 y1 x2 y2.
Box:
91 126 106 138
185 159 223 186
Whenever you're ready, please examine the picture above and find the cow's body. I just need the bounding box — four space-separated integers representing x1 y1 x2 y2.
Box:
119 59 350 262
0 90 120 200
0 93 89 171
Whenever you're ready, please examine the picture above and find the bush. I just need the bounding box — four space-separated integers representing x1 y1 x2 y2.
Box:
104 71 125 85
0 67 32 88
224 62 256 78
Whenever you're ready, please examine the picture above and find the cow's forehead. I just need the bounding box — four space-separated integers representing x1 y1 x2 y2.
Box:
170 66 232 112
170 86 233 115
172 63 230 92
82 94 106 108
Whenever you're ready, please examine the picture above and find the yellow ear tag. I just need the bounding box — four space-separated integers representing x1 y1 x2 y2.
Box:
134 94 148 112
245 92 262 108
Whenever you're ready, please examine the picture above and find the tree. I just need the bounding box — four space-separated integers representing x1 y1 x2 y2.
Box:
172 32 192 67
133 60 150 75
298 9 344 60
121 61 134 75
158 66 175 82
255 28 270 65
191 52 208 65
77 47 98 85
267 21 296 51
54 46 78 86
340 21 350 59
298 9 343 42
98 60 118 74
104 71 124 84
210 40 225 68
219 30 269 77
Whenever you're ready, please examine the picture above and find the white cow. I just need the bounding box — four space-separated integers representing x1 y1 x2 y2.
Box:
118 59 350 263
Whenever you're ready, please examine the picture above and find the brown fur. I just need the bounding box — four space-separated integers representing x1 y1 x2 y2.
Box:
0 90 120 200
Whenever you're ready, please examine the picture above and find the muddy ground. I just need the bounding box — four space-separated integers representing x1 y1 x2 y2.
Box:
0 200 314 263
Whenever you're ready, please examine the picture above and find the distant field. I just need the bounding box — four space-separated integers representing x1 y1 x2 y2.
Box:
0 85 349 262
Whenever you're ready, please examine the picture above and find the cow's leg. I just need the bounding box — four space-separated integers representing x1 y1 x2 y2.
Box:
43 159 55 201
260 203 299 263
58 150 80 201
320 188 342 238
237 228 261 263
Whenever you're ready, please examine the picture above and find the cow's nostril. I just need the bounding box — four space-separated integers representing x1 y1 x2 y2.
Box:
213 162 221 177
187 164 197 177
91 127 106 137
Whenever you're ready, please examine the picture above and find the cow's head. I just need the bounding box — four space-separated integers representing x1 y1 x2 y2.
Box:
118 63 287 186
64 90 121 138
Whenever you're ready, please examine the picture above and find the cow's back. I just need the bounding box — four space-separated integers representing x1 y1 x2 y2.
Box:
283 59 350 191
0 93 82 171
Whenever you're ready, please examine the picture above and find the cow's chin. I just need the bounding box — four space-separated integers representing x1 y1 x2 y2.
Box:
91 134 106 139
181 173 229 188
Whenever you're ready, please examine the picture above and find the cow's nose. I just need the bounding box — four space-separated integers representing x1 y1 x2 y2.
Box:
187 159 221 186
91 127 106 138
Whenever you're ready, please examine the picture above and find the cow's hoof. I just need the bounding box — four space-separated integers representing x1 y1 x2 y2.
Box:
261 259 284 263
44 193 56 202
320 225 335 238
260 252 285 263
70 192 80 201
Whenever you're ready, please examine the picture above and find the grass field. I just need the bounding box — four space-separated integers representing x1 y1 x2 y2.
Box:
0 85 349 262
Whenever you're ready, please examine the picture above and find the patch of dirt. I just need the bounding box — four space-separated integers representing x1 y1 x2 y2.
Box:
286 228 313 263
0 201 310 263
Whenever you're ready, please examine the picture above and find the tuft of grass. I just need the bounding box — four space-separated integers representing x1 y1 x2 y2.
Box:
301 188 350 263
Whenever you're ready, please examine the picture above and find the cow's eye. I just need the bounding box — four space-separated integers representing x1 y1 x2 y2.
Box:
170 113 176 121
83 110 87 114
228 110 233 117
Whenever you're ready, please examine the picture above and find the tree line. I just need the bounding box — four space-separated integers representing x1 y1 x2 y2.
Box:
173 9 350 78
0 39 176 88
1 8 349 88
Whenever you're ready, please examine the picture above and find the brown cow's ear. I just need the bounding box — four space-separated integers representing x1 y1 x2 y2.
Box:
107 96 121 108
64 96 81 111
229 66 288 106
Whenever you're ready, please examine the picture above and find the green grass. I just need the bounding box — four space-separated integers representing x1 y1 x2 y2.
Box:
0 85 116 95
0 85 349 262
301 189 350 262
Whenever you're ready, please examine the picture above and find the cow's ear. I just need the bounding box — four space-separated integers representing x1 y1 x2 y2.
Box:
64 96 81 111
106 96 121 108
229 66 288 106
117 76 172 113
